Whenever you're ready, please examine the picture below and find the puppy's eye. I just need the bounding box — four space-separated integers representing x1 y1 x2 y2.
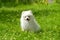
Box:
28 16 30 18
24 16 26 18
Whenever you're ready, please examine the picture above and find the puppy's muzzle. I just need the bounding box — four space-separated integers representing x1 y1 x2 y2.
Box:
26 18 30 21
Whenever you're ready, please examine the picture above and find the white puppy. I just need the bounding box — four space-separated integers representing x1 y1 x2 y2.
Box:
20 10 40 32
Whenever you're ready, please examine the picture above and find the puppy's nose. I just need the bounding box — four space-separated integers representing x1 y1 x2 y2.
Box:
27 18 29 21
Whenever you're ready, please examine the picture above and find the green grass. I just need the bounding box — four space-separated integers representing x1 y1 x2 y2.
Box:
0 4 60 40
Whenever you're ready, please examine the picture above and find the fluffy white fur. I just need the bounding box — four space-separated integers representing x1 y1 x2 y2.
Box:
20 10 40 32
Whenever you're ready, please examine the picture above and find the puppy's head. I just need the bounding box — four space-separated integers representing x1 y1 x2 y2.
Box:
21 10 34 21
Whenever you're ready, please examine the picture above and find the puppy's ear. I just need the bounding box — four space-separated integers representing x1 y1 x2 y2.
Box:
29 10 32 11
21 11 25 17
29 10 33 14
29 10 32 13
22 11 25 14
21 11 25 16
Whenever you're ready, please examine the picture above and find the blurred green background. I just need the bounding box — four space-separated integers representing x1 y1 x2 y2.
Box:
0 0 60 40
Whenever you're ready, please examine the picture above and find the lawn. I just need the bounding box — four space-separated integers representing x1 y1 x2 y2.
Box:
0 4 60 40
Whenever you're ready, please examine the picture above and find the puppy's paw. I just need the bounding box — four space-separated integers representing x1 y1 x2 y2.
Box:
21 28 24 31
